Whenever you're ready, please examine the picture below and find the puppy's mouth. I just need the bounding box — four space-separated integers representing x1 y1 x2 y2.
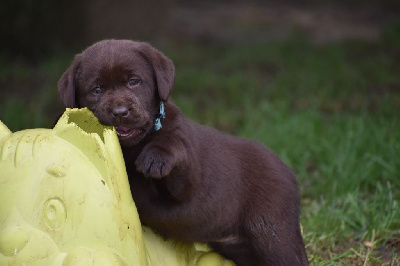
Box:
115 125 144 139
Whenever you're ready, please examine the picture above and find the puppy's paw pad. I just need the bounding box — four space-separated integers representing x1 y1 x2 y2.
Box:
135 147 174 178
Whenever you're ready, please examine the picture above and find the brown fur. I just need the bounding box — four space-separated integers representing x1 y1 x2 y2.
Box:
58 39 308 266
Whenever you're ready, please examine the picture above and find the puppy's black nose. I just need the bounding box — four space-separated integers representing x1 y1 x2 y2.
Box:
112 106 129 118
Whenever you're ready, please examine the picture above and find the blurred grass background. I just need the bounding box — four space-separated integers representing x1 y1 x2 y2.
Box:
1 0 399 264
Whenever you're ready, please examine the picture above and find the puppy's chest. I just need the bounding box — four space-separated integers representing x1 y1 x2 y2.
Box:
125 164 169 201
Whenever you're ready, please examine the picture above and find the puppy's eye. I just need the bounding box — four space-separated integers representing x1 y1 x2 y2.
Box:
92 86 102 94
128 78 141 86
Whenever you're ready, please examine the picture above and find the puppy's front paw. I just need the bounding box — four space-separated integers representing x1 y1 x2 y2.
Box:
135 146 175 178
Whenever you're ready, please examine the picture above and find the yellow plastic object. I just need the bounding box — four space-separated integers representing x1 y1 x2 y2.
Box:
0 108 234 266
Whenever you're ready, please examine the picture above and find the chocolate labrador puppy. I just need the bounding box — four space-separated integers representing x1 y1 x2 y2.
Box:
58 40 308 266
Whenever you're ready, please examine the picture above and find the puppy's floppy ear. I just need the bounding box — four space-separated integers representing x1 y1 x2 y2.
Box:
57 55 82 108
138 42 175 101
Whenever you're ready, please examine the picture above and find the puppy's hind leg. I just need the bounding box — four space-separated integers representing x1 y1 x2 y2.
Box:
244 214 308 266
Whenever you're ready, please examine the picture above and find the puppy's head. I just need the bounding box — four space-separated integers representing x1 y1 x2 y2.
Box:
58 40 175 146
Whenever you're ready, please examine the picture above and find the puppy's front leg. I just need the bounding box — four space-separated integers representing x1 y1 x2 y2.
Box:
135 136 185 178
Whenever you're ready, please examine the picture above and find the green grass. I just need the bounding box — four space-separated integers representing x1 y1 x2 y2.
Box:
1 26 399 265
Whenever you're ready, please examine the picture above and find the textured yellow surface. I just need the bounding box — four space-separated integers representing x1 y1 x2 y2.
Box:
0 108 234 266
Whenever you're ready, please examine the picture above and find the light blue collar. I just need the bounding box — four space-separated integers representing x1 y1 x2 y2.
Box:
153 102 165 132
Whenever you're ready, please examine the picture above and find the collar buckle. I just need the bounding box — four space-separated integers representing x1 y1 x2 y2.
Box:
153 102 165 132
